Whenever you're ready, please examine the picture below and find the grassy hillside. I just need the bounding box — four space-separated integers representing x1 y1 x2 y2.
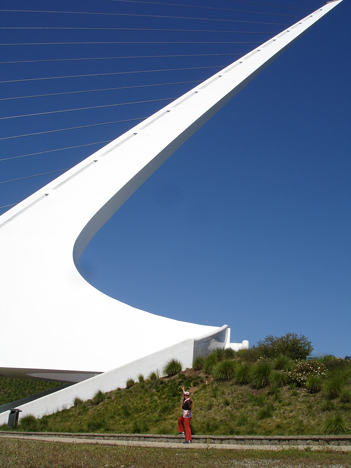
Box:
2 346 351 436
0 377 64 406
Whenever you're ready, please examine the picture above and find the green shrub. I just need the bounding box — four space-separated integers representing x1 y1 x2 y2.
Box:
132 419 149 434
213 360 236 381
321 400 336 412
74 397 83 407
148 371 159 381
203 353 218 374
305 375 323 394
236 347 261 362
193 356 204 371
250 393 266 407
122 407 131 418
236 414 248 427
86 419 104 432
268 386 282 400
223 348 236 360
214 348 225 361
126 379 135 389
322 357 351 373
138 374 144 383
235 363 251 385
286 360 327 386
257 403 274 420
272 354 292 371
206 401 213 411
210 386 219 398
324 374 345 399
163 359 182 377
339 388 351 403
269 370 287 388
92 390 105 405
256 333 312 360
19 415 38 431
320 354 335 363
250 361 272 389
324 413 347 434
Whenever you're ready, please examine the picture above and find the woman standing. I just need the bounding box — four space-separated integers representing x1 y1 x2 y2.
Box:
178 387 193 444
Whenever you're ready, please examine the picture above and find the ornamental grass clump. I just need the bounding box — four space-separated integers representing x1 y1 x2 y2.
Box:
92 390 105 405
324 373 346 399
132 419 149 434
235 363 251 385
213 360 236 381
272 354 292 371
257 403 274 420
126 379 135 389
203 353 218 374
339 388 351 404
163 359 182 377
223 348 236 360
214 348 225 361
322 356 351 373
250 361 272 389
148 370 159 381
236 347 261 362
305 375 323 394
286 360 327 387
324 413 347 434
193 356 204 371
269 370 287 388
74 397 83 407
19 415 38 432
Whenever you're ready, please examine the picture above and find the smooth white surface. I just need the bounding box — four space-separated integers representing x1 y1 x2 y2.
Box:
226 340 250 352
0 1 341 382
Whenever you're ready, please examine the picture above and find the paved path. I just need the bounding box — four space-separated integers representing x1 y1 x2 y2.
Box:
1 432 351 452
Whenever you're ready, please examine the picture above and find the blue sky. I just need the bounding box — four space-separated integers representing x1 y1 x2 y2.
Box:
1 0 350 357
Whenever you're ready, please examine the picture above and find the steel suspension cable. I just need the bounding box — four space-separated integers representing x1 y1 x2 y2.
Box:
2 41 263 46
215 0 310 11
0 97 176 121
0 169 71 185
0 10 288 26
0 141 111 162
0 203 18 210
0 80 202 102
0 1 309 199
0 54 244 65
98 0 309 14
0 65 226 85
0 116 147 141
0 27 280 33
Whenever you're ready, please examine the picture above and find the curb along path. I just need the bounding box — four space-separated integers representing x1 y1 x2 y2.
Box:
1 432 351 451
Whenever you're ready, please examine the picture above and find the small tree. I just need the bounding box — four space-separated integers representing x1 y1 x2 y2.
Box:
256 333 312 360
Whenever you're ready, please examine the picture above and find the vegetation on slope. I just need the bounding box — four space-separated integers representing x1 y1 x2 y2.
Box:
1 333 350 436
0 377 64 406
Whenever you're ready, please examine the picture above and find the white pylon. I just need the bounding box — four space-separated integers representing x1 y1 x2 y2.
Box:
0 1 342 384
